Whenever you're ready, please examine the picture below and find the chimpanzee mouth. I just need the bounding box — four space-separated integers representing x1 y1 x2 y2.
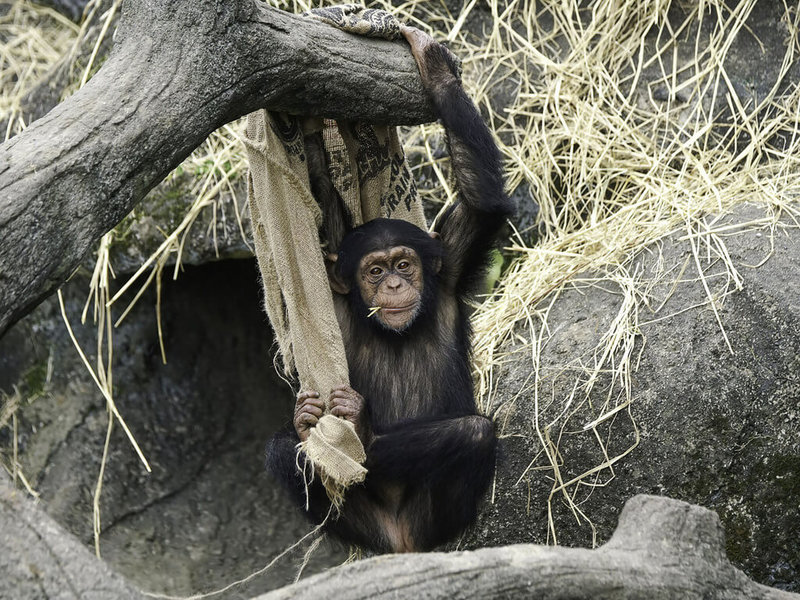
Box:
381 305 415 314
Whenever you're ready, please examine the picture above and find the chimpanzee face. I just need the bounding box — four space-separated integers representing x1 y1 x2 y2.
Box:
356 245 424 331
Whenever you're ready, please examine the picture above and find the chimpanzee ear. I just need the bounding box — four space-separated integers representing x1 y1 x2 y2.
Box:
326 253 350 295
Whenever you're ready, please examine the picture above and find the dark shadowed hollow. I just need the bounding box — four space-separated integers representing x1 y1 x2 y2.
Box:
0 258 347 598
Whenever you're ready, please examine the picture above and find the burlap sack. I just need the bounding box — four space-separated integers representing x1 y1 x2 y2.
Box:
243 5 426 503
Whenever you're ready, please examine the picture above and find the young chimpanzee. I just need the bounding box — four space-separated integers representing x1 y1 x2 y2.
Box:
266 26 514 553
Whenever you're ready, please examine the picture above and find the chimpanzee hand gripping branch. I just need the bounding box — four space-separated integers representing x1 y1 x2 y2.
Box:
266 25 514 553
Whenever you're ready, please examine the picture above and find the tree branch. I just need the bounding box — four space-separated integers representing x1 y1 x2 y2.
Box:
5 470 795 600
0 0 434 336
254 495 797 600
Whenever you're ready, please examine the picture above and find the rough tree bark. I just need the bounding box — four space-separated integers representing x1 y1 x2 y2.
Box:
0 0 434 338
2 467 795 600
1 472 146 600
255 495 798 600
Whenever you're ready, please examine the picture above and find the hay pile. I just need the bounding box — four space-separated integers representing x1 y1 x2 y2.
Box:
3 0 800 547
438 0 800 541
0 1 77 137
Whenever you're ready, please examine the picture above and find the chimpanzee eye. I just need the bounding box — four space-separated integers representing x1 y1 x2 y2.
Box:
397 261 410 270
370 266 383 276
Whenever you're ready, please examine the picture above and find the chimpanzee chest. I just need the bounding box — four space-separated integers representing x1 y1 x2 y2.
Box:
349 332 470 431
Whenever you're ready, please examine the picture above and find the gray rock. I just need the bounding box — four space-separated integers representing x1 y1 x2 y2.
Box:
106 176 254 274
5 469 795 599
466 202 800 591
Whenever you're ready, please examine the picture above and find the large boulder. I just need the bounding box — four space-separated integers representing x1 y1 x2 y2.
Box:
467 202 800 591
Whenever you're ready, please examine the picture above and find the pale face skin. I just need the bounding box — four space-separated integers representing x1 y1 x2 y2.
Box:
357 246 424 331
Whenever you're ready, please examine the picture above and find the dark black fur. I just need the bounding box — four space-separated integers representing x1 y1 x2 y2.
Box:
266 34 514 553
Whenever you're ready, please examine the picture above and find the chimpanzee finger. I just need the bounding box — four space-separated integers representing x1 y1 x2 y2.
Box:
330 405 356 419
329 394 357 410
331 387 362 400
400 25 432 49
296 393 324 409
296 403 324 419
330 388 358 401
300 398 326 411
296 398 324 413
296 412 319 428
296 392 319 408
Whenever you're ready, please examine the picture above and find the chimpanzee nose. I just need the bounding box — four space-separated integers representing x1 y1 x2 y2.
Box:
387 275 403 290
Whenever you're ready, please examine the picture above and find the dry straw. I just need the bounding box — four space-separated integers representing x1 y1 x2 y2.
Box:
3 0 800 559
0 0 79 138
452 0 800 543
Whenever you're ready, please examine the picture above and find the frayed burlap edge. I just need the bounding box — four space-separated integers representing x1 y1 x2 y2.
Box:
243 5 425 505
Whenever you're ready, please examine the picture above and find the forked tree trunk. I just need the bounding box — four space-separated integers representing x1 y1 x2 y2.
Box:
0 0 433 337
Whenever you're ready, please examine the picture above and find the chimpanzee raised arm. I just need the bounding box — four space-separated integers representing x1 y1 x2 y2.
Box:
304 130 352 253
266 26 513 554
402 26 513 295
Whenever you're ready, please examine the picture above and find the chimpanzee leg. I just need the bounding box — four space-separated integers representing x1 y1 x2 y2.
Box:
367 414 496 481
266 426 400 553
265 427 331 523
367 414 497 550
268 416 495 552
